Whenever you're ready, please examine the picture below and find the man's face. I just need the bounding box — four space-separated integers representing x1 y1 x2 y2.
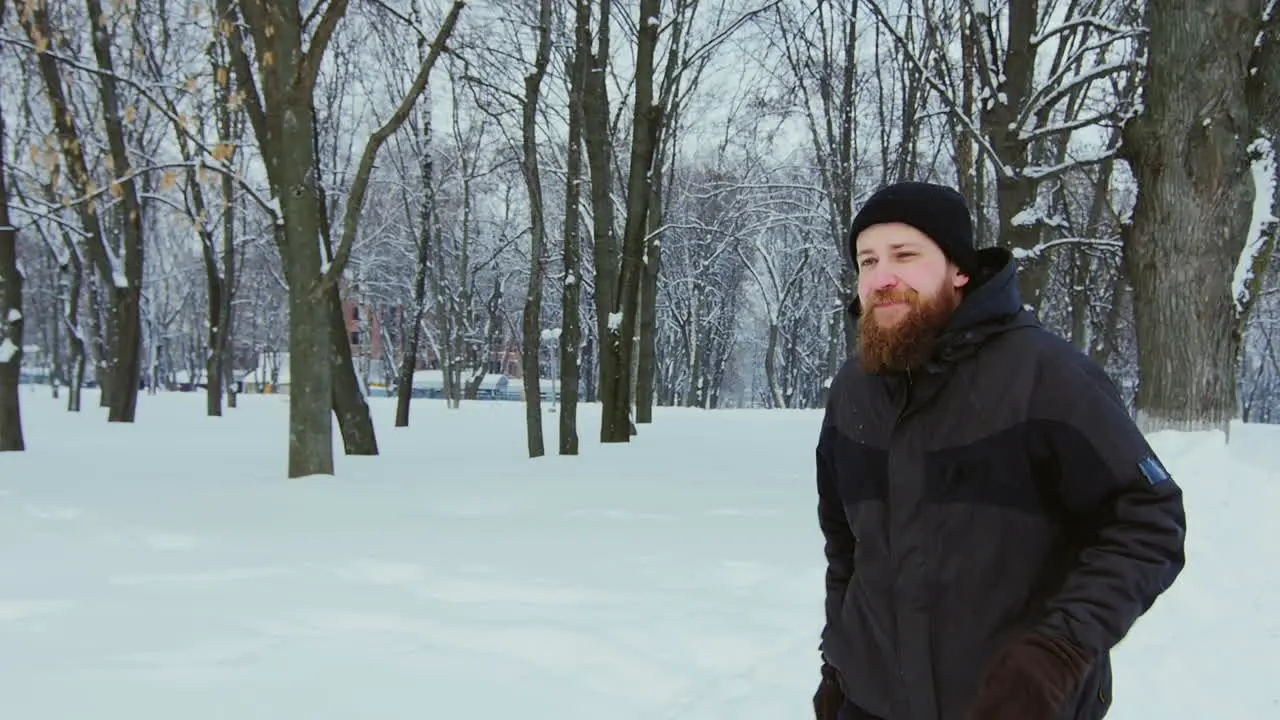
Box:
854 223 969 372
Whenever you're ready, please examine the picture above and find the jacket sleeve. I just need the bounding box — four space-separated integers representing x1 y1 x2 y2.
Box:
1030 351 1187 657
817 403 856 644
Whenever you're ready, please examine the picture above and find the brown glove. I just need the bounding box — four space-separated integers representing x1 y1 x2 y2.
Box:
968 632 1092 720
813 662 845 720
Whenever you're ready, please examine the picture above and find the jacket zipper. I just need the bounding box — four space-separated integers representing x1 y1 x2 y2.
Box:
888 369 913 708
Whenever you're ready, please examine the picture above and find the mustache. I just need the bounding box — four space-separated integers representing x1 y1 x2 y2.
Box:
868 289 918 306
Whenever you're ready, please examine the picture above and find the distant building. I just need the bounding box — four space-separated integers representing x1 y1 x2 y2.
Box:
338 280 523 378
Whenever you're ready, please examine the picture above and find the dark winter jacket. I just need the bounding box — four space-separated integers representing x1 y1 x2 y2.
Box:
816 247 1186 720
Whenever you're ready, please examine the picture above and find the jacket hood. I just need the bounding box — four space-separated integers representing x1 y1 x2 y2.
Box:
941 247 1030 333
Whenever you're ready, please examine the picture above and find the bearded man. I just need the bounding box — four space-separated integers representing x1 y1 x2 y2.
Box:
811 182 1187 720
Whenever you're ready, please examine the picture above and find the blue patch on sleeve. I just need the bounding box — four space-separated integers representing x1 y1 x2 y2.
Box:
1138 455 1171 485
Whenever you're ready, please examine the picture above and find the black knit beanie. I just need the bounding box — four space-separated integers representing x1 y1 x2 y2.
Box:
847 181 979 278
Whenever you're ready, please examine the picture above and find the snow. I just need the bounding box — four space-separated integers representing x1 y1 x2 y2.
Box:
6 308 20 322
1235 137 1276 311
1010 207 1042 227
0 337 16 363
1 391 1278 718
267 195 283 226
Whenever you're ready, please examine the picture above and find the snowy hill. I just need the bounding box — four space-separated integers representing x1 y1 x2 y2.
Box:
1 391 1276 718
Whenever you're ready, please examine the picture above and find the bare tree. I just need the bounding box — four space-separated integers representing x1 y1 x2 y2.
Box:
770 0 865 365
559 0 591 455
216 0 462 477
518 0 554 458
635 0 768 423
599 0 662 442
394 119 437 428
13 0 147 422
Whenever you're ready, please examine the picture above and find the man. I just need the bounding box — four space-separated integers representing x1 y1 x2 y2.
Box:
811 181 1187 720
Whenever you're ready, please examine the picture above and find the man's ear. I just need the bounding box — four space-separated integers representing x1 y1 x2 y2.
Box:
952 268 970 290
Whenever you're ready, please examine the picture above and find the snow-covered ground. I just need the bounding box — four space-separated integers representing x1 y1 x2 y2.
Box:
0 389 1276 719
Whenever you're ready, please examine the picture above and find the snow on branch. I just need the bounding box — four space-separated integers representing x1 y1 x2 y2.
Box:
311 0 465 300
858 0 1013 177
1020 146 1118 181
1235 137 1278 314
1031 16 1132 47
1017 27 1138 135
1010 235 1123 261
1020 108 1123 142
9 159 277 228
0 34 231 157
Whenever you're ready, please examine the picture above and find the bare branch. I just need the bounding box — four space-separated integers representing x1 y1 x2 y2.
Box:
311 0 466 299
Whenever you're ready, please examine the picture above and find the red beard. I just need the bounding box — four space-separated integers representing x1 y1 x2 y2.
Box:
857 283 962 374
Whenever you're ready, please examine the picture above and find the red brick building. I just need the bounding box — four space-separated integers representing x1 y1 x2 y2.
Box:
339 287 522 378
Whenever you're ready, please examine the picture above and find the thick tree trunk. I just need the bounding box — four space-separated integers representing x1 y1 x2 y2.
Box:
285 283 333 478
0 104 24 452
978 0 1052 310
1120 0 1262 432
278 200 333 478
252 1 336 478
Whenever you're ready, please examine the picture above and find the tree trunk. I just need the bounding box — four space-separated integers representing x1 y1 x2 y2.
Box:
307 102 378 456
764 322 783 409
18 0 137 420
519 0 553 458
394 145 434 427
217 131 238 412
1120 0 1262 432
0 101 24 452
204 250 226 416
601 0 661 442
202 35 240 417
582 0 617 421
61 235 85 413
560 0 590 456
85 0 144 423
241 0 338 478
635 169 662 424
47 248 61 400
328 284 377 455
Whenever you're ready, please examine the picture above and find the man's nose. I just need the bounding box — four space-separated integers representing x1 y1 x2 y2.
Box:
867 268 898 291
